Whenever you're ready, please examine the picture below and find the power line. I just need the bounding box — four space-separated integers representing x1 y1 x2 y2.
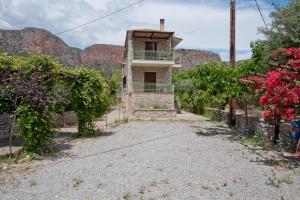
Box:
254 0 268 29
54 0 144 36
19 0 144 48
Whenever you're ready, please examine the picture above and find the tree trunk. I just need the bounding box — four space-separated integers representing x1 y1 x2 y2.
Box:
244 98 249 133
228 99 236 127
272 116 280 145
9 114 16 158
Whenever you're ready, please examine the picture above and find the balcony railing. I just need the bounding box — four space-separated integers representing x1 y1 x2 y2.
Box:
133 83 174 93
133 50 181 64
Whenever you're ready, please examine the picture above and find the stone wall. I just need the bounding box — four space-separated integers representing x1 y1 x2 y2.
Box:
0 114 18 139
133 38 171 52
205 108 297 151
133 93 174 110
0 112 77 139
133 109 176 119
53 111 78 128
132 66 171 84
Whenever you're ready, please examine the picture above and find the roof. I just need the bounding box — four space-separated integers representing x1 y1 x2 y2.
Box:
129 29 175 39
124 28 183 50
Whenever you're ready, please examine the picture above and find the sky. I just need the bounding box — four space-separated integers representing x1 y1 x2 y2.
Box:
0 0 289 61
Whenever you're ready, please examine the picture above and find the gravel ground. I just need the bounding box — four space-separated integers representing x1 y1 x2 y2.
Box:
0 120 300 200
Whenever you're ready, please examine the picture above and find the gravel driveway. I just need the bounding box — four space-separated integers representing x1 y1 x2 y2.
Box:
0 120 299 200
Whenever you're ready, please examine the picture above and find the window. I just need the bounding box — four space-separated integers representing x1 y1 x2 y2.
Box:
145 42 157 59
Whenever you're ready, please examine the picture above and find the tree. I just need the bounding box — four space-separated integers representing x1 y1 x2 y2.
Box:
260 1 300 55
110 68 122 105
0 54 65 155
65 67 110 137
243 48 300 144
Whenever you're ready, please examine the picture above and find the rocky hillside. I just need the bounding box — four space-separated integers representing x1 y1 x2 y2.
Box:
0 27 221 75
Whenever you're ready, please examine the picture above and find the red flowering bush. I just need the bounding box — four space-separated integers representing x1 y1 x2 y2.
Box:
244 48 300 122
243 48 300 144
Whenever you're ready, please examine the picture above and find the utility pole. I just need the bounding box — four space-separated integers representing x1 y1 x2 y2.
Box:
230 0 236 67
228 0 236 127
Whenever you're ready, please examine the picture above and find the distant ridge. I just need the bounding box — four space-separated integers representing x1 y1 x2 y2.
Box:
0 27 221 75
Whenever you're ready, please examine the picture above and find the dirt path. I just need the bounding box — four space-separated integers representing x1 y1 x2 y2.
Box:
0 120 299 200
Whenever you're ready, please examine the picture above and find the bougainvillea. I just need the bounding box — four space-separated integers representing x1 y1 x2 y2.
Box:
243 48 300 144
244 48 300 122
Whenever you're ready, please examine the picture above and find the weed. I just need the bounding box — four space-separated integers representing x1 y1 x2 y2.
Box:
72 177 83 188
123 192 132 200
266 174 294 188
111 118 129 128
280 175 294 184
139 185 146 194
253 131 271 150
201 184 210 190
29 180 37 187
0 152 27 164
229 191 234 197
0 176 6 185
161 179 169 184
137 102 145 109
162 193 169 198
150 180 157 187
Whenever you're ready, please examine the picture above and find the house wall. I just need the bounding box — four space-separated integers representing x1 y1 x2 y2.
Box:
133 38 171 52
132 66 171 84
133 93 175 110
123 31 175 117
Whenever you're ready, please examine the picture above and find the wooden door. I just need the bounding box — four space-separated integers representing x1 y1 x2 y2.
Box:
144 72 156 92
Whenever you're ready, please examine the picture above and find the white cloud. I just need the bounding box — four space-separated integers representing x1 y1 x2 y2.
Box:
0 0 274 60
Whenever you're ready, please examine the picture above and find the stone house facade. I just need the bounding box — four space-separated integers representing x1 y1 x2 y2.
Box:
122 19 182 118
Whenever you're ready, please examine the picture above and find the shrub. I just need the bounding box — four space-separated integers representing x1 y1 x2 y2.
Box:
66 67 110 137
17 105 55 154
0 54 64 155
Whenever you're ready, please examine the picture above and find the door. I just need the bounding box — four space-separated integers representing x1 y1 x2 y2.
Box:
145 42 157 59
144 72 156 92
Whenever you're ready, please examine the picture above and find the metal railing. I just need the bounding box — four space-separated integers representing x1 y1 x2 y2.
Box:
133 50 181 63
133 83 174 93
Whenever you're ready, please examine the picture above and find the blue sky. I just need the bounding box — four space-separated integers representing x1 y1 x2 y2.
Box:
0 0 290 60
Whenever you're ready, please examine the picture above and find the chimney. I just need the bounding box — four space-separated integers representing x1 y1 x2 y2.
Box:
160 19 165 32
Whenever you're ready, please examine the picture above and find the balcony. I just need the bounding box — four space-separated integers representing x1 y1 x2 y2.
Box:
133 83 174 93
132 50 181 67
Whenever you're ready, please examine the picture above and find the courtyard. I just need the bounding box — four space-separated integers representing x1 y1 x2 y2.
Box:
1 119 299 200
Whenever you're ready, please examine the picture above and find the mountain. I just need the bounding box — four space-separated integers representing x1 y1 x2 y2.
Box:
0 27 221 75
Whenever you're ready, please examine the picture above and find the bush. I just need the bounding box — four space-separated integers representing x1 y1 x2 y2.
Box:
17 105 55 154
0 54 64 155
66 67 111 137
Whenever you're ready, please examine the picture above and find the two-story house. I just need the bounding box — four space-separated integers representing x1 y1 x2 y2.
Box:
122 19 182 118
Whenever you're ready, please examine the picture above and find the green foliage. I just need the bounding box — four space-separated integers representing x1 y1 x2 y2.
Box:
173 62 235 113
110 68 122 104
67 67 110 137
173 40 266 114
259 1 300 54
253 131 271 150
17 105 55 155
0 53 111 154
0 54 64 155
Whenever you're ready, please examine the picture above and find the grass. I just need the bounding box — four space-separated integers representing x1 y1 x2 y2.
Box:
110 118 129 128
265 173 294 188
0 151 28 164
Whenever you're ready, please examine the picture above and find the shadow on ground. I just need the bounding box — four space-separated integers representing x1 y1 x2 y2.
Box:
191 125 237 137
0 130 115 159
0 136 24 148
